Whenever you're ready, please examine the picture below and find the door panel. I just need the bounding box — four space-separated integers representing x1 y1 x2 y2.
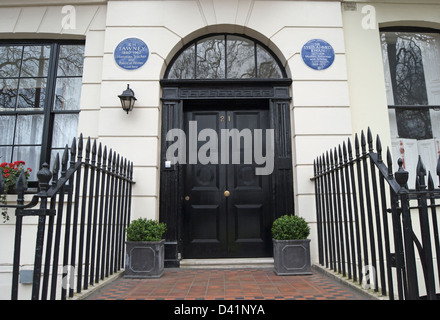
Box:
184 110 226 257
183 103 272 258
226 109 271 257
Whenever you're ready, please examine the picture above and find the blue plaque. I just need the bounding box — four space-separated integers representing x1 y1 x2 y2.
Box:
301 39 335 70
114 38 149 70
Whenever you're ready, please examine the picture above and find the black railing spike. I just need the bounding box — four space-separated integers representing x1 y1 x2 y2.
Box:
97 143 102 165
116 154 120 174
70 138 76 168
54 152 60 171
338 145 343 165
70 137 77 161
386 147 393 178
326 151 330 170
61 145 69 175
123 158 127 177
15 170 28 194
361 131 366 154
342 141 348 162
112 151 117 173
428 172 434 191
102 146 107 166
96 143 102 168
416 155 426 189
329 149 334 168
376 135 382 163
318 156 322 175
108 149 113 170
91 140 97 163
77 133 83 160
367 127 373 152
347 138 353 160
318 156 324 174
417 155 426 175
85 137 91 162
334 147 338 165
53 153 60 182
354 134 360 157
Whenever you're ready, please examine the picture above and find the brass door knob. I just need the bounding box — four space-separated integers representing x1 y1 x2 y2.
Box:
224 190 230 197
185 196 190 201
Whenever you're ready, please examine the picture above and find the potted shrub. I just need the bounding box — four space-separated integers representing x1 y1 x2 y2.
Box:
271 214 311 275
125 218 167 278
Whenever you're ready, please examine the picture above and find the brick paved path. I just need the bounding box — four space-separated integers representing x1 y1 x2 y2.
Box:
86 268 372 300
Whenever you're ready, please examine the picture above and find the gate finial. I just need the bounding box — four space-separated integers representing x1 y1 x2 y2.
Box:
395 158 409 190
37 163 53 193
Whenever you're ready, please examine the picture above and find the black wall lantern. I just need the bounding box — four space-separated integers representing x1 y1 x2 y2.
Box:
118 84 137 114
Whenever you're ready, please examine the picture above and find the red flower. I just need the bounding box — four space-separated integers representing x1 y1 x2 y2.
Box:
1 160 32 184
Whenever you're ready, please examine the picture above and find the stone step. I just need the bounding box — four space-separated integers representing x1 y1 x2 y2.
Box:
179 258 274 269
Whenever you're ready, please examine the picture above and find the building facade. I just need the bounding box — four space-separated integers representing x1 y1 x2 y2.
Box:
1 0 439 298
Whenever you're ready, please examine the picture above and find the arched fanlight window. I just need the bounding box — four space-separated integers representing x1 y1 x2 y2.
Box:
165 34 286 79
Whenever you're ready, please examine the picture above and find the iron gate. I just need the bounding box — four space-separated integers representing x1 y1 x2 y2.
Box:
312 128 440 300
1 134 135 300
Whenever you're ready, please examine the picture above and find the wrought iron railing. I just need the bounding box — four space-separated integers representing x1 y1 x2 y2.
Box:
312 128 440 300
0 134 135 300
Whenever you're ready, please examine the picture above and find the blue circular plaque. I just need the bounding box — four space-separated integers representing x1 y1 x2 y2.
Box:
114 38 149 70
301 39 335 70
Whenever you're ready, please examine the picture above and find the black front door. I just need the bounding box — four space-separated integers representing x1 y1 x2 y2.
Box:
183 100 272 258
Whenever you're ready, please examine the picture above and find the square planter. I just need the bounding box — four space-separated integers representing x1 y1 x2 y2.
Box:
125 240 165 278
273 239 312 275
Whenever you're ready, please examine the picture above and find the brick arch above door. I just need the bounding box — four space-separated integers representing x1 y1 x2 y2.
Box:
161 31 291 80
